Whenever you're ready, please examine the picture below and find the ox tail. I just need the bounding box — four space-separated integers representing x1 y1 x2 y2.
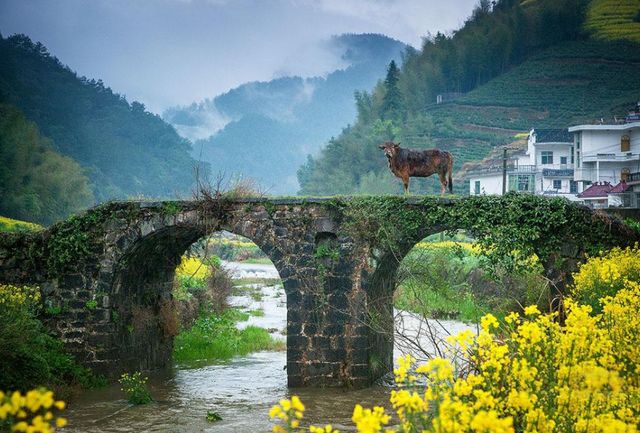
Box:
448 154 453 193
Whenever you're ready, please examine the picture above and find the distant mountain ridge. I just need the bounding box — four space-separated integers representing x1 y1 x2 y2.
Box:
0 34 199 203
163 33 407 193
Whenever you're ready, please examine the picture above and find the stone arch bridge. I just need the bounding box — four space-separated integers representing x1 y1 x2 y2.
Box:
0 195 636 387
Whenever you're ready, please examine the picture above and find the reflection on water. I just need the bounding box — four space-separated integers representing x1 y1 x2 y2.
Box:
65 261 473 432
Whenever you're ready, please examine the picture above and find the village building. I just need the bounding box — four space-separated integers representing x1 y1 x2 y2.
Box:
467 105 640 208
467 128 576 198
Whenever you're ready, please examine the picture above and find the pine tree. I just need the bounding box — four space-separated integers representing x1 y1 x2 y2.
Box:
381 60 403 121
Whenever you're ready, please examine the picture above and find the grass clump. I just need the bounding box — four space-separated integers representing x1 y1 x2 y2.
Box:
173 309 284 366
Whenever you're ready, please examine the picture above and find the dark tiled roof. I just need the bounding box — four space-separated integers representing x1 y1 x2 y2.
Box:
534 128 573 143
577 181 630 198
610 181 631 193
578 182 613 198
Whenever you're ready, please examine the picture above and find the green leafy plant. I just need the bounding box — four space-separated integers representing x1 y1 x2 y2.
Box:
206 411 223 422
161 201 182 216
119 372 152 405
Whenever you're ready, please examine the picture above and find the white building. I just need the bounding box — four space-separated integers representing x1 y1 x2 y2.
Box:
569 121 640 193
468 128 577 198
468 110 640 208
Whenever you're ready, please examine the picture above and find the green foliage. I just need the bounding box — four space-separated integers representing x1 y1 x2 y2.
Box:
173 310 284 366
314 243 340 261
396 245 488 322
206 411 223 422
623 218 640 234
0 104 93 225
118 372 152 405
0 284 103 391
381 60 403 121
45 205 113 276
161 201 182 216
396 240 550 321
338 194 633 274
85 300 98 310
0 34 197 202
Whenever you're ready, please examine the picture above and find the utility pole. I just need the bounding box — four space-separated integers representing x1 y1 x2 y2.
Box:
502 146 508 195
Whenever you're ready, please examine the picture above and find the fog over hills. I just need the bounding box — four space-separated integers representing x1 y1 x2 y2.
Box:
163 33 407 193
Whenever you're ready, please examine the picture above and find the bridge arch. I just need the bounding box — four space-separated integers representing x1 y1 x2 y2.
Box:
104 205 295 374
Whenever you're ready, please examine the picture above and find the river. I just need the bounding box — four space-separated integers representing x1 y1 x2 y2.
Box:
64 261 474 432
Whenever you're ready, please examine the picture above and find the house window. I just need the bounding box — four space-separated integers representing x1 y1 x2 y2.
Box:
518 175 532 192
560 156 567 165
509 174 534 192
621 135 630 152
571 147 574 164
576 151 581 168
570 181 578 193
474 180 480 195
553 179 562 190
541 151 553 165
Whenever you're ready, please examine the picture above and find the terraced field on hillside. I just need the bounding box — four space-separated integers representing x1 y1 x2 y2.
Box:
586 0 640 43
420 39 640 191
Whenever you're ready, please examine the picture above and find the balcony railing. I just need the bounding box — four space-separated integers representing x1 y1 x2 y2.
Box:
582 153 640 162
507 165 537 173
466 165 514 176
542 168 574 177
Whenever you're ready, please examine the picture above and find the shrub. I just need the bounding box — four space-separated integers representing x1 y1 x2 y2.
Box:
571 245 640 314
118 372 152 405
0 284 98 391
270 280 640 433
396 241 549 322
0 388 67 432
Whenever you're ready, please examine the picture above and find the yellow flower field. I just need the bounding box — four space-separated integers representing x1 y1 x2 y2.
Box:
267 256 640 433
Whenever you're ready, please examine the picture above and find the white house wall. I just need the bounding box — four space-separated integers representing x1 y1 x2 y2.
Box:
469 173 503 195
534 143 573 168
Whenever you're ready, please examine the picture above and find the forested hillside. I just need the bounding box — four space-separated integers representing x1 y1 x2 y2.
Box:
0 104 93 224
164 34 406 193
0 34 199 204
298 0 640 195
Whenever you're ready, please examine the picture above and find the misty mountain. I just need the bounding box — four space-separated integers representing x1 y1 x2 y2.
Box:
0 34 199 203
163 33 407 193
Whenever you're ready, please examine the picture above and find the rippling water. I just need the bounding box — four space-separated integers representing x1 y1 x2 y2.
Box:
65 261 474 432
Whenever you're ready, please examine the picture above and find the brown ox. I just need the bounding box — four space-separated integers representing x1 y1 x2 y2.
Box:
379 141 453 195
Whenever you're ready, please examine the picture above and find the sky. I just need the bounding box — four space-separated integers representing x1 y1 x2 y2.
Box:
0 0 477 114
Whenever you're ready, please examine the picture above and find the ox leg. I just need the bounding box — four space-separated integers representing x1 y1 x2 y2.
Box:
403 176 410 194
438 173 447 196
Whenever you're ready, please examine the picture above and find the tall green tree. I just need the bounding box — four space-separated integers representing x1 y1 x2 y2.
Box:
0 104 94 225
381 60 403 121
